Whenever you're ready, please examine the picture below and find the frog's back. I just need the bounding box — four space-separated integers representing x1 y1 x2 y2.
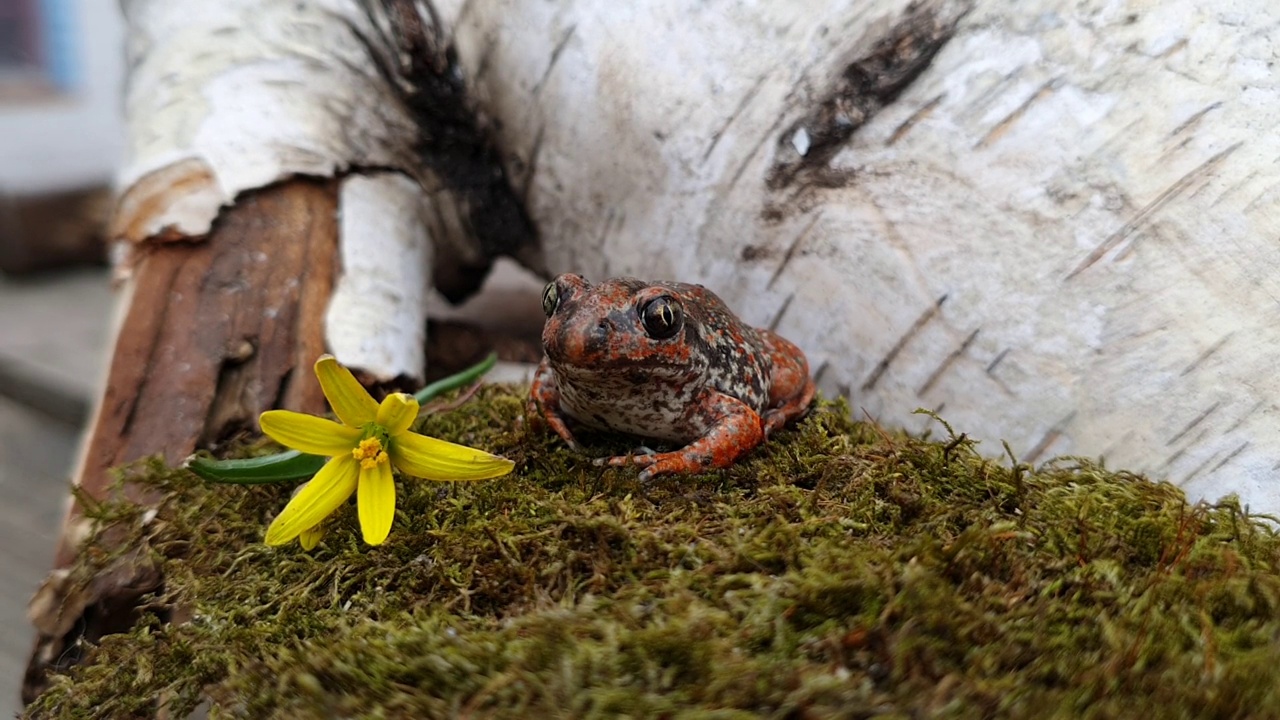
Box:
664 281 775 412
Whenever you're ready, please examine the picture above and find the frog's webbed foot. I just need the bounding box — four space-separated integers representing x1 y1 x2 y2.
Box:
528 358 584 452
595 450 696 482
598 392 763 482
592 446 656 466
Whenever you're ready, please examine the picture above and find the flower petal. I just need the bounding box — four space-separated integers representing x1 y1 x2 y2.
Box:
357 461 396 545
298 524 323 551
260 410 362 456
315 355 378 427
389 432 515 481
376 393 420 436
264 456 359 546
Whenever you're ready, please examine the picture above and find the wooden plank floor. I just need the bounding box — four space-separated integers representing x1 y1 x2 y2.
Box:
0 268 112 714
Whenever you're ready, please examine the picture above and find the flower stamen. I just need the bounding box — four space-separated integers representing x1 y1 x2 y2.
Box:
352 437 389 470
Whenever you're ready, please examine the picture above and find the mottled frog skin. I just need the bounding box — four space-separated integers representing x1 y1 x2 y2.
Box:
528 273 816 480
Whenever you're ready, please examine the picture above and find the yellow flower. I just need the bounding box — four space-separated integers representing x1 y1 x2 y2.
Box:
260 355 514 546
298 523 324 551
286 481 324 550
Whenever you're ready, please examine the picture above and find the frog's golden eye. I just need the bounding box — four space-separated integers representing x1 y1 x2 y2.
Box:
541 281 559 317
641 296 683 340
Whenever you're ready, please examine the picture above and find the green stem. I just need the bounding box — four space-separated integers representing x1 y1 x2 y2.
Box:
413 352 499 406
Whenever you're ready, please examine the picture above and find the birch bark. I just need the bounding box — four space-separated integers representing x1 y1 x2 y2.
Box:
446 0 1280 513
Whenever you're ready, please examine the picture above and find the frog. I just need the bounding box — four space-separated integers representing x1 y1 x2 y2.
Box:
527 273 817 481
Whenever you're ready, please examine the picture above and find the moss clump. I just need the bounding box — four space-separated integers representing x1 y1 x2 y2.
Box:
27 388 1280 719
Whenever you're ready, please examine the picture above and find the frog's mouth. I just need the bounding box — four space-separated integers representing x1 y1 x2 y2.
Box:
550 357 698 382
543 309 703 371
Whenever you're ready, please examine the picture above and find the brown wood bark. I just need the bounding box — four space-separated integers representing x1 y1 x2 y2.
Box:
23 178 339 704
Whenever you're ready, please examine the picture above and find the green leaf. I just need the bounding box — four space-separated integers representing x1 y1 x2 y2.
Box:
184 449 327 485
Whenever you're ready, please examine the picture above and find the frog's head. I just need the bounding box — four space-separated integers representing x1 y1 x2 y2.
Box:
539 274 709 379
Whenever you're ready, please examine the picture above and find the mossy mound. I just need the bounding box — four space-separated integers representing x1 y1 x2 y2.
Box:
27 387 1280 719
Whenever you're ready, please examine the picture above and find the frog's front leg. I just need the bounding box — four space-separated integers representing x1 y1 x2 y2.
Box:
599 390 764 481
527 357 584 452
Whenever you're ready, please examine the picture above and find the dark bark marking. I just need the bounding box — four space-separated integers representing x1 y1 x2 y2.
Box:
728 114 788 191
1166 401 1222 447
917 327 979 396
1065 142 1242 280
594 208 621 254
703 74 769 162
812 359 831 386
1169 101 1223 137
1226 400 1265 434
1243 178 1280 213
767 214 822 289
982 347 1016 397
532 25 577 99
1023 411 1078 464
986 347 1010 374
958 65 1025 123
1180 332 1233 376
1209 442 1250 474
1157 38 1188 59
861 293 947 392
1182 451 1223 485
1162 429 1208 471
768 1 971 190
887 93 944 145
973 78 1060 149
521 124 547 205
768 293 795 333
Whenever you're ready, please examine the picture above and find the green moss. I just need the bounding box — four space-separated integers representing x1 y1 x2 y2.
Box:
26 388 1280 719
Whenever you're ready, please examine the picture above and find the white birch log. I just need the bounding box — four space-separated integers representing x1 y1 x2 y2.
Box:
109 0 530 383
113 0 416 238
328 174 433 379
436 0 1280 514
109 0 1280 514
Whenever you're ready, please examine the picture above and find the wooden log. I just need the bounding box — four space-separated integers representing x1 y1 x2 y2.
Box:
23 178 338 703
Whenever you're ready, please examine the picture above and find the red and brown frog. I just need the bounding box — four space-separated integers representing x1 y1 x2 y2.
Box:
528 273 816 480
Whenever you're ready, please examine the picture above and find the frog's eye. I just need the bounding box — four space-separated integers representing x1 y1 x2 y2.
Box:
541 281 559 317
641 296 683 340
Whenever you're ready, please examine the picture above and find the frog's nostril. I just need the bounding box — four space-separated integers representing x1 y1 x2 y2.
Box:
584 318 612 353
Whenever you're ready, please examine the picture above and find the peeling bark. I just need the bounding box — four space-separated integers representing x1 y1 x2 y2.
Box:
24 179 338 703
113 0 539 364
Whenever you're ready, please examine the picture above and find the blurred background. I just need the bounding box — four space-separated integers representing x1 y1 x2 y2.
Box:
0 0 123 711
